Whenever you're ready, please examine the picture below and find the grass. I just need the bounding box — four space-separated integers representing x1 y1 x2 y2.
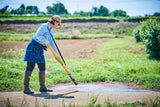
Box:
66 96 160 107
0 21 139 42
0 16 119 22
4 95 160 107
96 39 160 88
0 16 50 21
0 38 160 91
0 33 124 42
0 32 34 42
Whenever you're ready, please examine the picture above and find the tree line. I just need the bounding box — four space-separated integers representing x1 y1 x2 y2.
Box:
0 3 160 17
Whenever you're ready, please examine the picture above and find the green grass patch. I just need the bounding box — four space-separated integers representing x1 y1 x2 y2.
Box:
0 32 121 42
0 16 50 21
0 16 119 24
0 38 160 91
71 34 118 39
96 39 160 89
0 32 34 42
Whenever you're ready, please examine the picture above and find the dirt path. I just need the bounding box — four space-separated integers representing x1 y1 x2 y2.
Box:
0 38 109 59
0 82 159 107
0 39 160 107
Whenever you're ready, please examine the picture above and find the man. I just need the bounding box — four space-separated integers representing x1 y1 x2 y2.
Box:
23 15 61 94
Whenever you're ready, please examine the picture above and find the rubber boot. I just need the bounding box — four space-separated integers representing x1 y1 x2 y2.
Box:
39 71 53 92
24 71 34 94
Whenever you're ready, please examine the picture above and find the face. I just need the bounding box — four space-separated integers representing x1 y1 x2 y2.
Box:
50 20 60 28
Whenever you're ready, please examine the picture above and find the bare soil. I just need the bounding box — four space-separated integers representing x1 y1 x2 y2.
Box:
0 38 110 59
0 39 160 107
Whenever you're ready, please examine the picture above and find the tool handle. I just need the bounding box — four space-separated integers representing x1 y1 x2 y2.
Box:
46 27 66 65
48 46 78 85
48 46 67 71
69 74 78 85
52 38 66 66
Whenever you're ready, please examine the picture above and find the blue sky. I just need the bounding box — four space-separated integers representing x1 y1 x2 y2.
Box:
0 0 160 16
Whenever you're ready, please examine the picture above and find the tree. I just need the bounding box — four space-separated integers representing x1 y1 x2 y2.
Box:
10 4 25 15
10 9 17 15
47 3 68 15
26 6 39 14
0 5 9 14
73 5 109 17
92 7 98 16
109 10 127 17
10 4 39 15
91 6 109 16
153 12 160 17
40 12 46 16
0 5 11 16
98 5 109 16
26 6 32 14
33 6 39 14
18 4 25 15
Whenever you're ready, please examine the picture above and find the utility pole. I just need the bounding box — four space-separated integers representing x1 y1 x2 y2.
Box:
55 0 60 15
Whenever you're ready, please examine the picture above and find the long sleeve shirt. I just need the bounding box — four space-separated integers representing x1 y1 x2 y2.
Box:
33 22 58 55
24 22 58 63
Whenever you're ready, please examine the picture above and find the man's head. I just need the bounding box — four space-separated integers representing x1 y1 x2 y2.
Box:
48 15 61 28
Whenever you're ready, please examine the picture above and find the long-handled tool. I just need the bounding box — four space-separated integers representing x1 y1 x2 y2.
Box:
48 45 78 85
44 27 78 85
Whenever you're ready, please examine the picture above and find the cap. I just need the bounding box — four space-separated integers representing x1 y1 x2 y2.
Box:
50 15 61 26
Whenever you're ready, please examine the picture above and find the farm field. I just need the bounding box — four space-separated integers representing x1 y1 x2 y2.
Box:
0 22 160 106
0 22 139 41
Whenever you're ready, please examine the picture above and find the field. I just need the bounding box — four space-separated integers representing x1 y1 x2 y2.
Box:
0 21 139 41
0 21 160 106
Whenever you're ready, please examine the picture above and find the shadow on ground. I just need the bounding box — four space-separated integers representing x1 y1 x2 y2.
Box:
27 90 79 99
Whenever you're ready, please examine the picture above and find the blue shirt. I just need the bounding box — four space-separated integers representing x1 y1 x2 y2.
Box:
24 22 58 63
33 22 58 55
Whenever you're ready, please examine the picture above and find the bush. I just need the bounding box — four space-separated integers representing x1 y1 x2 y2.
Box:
134 29 142 42
124 16 160 22
133 18 160 59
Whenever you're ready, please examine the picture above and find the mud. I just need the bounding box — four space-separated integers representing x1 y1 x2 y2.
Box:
52 82 160 93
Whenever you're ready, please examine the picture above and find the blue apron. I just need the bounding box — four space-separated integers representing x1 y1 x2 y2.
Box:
24 39 47 63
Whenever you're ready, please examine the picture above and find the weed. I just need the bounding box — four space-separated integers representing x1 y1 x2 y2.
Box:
1 49 25 59
3 90 160 107
71 29 81 39
5 98 16 107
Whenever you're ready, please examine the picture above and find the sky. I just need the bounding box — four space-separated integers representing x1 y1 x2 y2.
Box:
0 0 160 17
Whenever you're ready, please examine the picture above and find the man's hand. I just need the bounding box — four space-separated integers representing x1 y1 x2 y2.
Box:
55 57 61 62
46 43 51 48
47 43 60 62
